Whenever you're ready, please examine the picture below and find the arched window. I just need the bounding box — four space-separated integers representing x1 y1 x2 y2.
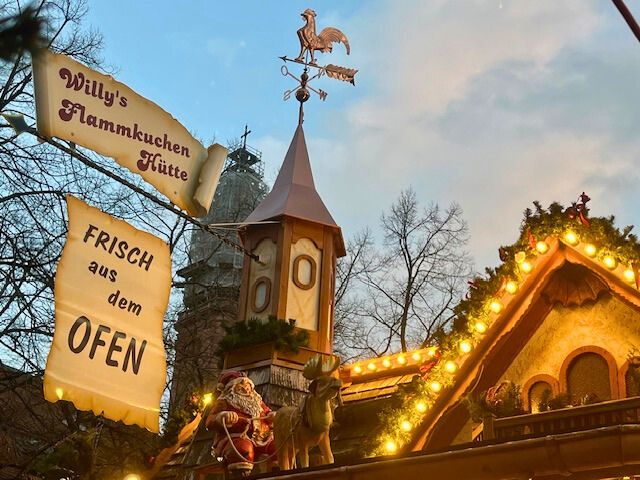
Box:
251 277 271 313
566 352 611 402
528 381 552 413
522 374 559 413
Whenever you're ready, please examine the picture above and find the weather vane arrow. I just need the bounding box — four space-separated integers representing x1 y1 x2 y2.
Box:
280 8 358 125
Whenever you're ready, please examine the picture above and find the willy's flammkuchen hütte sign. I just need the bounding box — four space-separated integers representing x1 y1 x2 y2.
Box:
44 195 170 432
32 50 227 217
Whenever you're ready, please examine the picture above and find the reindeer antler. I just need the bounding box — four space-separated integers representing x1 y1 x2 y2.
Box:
303 356 322 380
303 355 340 379
322 355 340 375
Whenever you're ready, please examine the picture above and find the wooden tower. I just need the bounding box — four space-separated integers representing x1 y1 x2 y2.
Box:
237 124 346 355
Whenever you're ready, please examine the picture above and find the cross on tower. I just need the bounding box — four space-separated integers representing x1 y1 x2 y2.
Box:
241 124 251 150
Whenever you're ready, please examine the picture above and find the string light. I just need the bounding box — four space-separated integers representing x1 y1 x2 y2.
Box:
412 352 422 362
367 362 377 371
520 261 533 273
505 280 518 294
585 244 597 257
444 361 457 373
353 365 362 374
397 355 407 365
430 381 442 392
427 347 438 357
474 321 487 333
384 439 397 453
564 231 579 245
515 251 526 263
55 387 64 400
382 358 392 368
624 268 635 283
400 420 412 432
459 340 472 354
203 393 213 405
489 300 503 313
603 255 617 270
536 241 549 254
415 400 428 413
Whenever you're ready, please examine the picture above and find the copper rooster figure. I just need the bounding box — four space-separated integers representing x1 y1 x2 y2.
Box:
295 9 350 65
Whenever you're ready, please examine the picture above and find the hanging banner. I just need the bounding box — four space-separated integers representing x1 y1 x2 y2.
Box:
44 195 170 432
32 50 227 217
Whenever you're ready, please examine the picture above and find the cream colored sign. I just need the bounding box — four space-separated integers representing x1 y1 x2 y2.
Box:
44 195 170 432
32 50 227 217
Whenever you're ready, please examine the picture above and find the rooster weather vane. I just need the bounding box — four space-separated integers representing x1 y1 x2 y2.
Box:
280 8 358 125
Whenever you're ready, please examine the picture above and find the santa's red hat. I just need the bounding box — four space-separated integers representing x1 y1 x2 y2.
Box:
216 370 248 392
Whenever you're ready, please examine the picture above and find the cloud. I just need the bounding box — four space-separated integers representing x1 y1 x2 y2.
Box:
298 0 640 269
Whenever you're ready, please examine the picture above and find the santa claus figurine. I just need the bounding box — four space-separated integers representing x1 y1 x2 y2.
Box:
206 371 276 476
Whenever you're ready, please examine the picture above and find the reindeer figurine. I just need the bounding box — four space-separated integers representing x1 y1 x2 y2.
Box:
274 355 342 470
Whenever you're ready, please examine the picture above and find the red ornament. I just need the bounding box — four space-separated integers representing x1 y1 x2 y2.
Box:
527 230 537 250
575 192 590 227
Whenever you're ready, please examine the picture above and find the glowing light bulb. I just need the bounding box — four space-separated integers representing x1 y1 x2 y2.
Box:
536 241 549 254
444 361 458 373
564 231 578 245
475 321 487 333
505 281 518 294
397 355 407 365
515 251 526 264
367 362 377 371
624 268 635 283
585 244 597 257
416 401 428 413
400 420 412 432
55 387 64 400
427 347 438 357
384 439 397 453
124 475 141 480
382 358 392 368
603 256 617 270
412 352 422 362
430 381 442 392
353 365 363 374
520 261 533 273
203 393 213 405
459 340 472 354
489 300 503 314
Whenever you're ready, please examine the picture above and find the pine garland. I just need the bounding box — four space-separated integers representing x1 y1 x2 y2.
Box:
217 317 309 358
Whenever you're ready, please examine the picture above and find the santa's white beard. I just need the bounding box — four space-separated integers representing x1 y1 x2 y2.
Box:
222 389 263 419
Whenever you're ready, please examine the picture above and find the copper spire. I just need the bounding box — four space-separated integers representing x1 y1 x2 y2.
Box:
245 125 339 229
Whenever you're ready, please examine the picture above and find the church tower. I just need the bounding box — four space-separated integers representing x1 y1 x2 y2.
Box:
169 134 268 413
238 125 346 355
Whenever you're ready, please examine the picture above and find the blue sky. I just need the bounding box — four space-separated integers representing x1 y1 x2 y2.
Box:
86 1 640 270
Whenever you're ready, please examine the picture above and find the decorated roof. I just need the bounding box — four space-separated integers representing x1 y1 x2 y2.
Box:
336 197 640 457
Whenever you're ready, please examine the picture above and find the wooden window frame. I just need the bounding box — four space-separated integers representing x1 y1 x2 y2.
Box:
250 276 271 313
292 254 316 290
559 345 619 400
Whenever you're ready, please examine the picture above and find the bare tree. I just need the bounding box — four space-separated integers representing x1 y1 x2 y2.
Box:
334 188 472 357
0 1 197 477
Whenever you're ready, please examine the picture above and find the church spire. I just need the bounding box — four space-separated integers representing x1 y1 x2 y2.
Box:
245 125 341 237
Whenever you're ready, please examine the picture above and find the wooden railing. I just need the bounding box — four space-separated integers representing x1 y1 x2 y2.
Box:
474 396 640 443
